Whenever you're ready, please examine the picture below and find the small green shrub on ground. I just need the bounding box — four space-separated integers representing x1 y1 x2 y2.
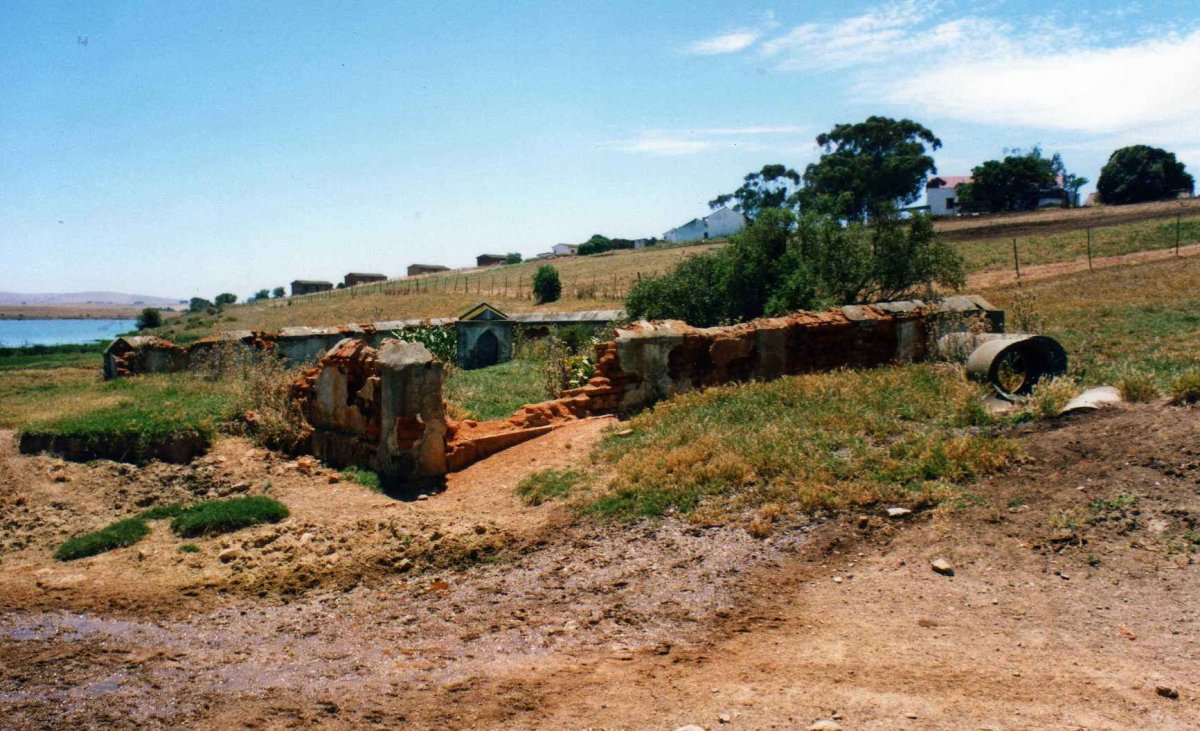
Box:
179 543 200 553
55 518 150 561
341 466 381 492
1116 368 1159 402
1170 369 1200 404
533 266 562 304
170 496 289 538
516 469 583 506
1028 376 1081 418
391 324 456 365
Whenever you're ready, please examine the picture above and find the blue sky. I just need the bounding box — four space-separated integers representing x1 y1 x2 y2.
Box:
2 1 1198 299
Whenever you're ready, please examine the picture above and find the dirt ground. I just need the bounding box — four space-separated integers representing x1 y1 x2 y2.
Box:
2 406 1199 730
967 241 1200 289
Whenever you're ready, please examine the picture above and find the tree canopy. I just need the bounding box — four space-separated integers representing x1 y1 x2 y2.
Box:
532 265 562 304
1097 145 1195 205
214 293 237 308
625 209 963 327
272 287 286 298
708 164 801 222
958 146 1085 213
800 116 942 221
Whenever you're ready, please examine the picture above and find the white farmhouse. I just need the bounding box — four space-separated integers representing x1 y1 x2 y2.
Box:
663 207 746 243
926 176 972 217
551 243 578 256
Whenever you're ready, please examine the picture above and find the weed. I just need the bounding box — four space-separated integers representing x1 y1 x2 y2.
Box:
341 466 382 492
179 543 200 553
516 469 582 506
1087 553 1101 567
1028 376 1081 418
1170 369 1200 404
1090 493 1137 514
170 496 289 538
1007 497 1026 509
55 518 150 561
1116 368 1159 402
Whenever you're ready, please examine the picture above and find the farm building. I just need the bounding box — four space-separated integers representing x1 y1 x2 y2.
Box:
551 243 578 256
926 176 973 217
476 254 507 267
663 207 746 243
407 263 450 277
291 280 333 296
344 272 388 287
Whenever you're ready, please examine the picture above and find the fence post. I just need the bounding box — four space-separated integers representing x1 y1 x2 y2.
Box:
1086 228 1093 272
1012 238 1021 284
1177 214 1182 256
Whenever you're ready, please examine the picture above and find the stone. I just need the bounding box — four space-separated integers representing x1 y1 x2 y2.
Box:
717 711 732 724
807 721 843 731
931 558 955 576
1156 685 1179 700
886 507 912 518
674 726 706 731
218 547 244 563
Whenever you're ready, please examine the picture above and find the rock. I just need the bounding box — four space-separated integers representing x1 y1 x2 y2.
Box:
886 507 912 518
218 547 244 563
1156 685 1179 700
931 558 955 576
833 576 844 584
327 474 341 484
674 725 706 731
807 721 843 731
717 711 732 724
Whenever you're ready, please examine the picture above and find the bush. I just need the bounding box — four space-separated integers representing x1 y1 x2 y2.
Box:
626 208 963 326
55 518 150 561
214 293 237 308
170 496 289 538
505 252 522 264
1097 145 1194 205
533 265 562 304
1029 376 1081 418
392 324 456 365
341 466 381 492
136 308 162 330
1116 368 1159 403
1170 369 1200 404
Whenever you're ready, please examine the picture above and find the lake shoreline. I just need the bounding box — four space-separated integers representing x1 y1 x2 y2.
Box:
0 305 181 320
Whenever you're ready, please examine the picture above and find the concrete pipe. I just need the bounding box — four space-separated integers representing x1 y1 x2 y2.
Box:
963 335 1068 399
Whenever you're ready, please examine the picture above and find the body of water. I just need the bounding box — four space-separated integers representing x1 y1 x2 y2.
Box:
0 319 136 348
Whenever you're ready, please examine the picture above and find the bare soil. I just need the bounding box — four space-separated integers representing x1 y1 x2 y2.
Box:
2 406 1199 730
936 198 1200 242
966 241 1200 289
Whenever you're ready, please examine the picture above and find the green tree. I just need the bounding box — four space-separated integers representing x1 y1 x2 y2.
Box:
801 116 942 221
214 293 237 308
709 164 802 222
958 147 1061 213
252 289 270 302
505 252 523 264
272 287 286 298
532 265 562 304
188 297 213 313
1097 145 1195 205
625 209 963 327
136 307 162 330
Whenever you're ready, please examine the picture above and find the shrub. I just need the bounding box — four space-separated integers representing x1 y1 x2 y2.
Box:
136 308 162 330
542 336 595 398
392 324 456 365
341 466 381 492
170 496 289 538
1097 145 1194 205
55 518 150 561
505 252 522 264
1116 368 1159 402
214 293 238 308
533 266 562 304
1029 376 1081 418
179 543 200 553
516 469 582 506
625 208 963 326
1170 369 1200 404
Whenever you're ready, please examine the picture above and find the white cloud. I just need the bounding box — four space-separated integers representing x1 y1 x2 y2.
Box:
605 126 812 156
882 30 1200 141
685 30 761 55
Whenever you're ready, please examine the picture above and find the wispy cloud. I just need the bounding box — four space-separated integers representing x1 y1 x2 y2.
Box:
685 30 762 56
605 126 812 156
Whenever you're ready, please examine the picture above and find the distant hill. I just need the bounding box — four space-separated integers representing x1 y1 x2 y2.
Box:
0 291 183 308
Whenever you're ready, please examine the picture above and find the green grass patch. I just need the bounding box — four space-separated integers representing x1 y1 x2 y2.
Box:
0 349 104 371
179 543 200 553
55 518 150 561
341 466 381 492
444 357 549 420
139 503 186 520
516 469 582 505
169 496 289 538
585 365 1015 521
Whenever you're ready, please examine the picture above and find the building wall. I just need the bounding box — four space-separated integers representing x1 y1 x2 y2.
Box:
345 274 388 287
704 207 746 238
664 218 706 243
927 187 958 217
291 281 333 296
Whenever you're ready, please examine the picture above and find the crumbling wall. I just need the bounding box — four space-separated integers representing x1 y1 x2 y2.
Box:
102 336 189 380
291 338 447 485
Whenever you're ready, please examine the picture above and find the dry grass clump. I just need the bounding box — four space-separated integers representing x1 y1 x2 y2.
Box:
585 365 1015 522
1028 376 1082 418
1170 369 1200 405
191 343 310 450
1116 368 1159 402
